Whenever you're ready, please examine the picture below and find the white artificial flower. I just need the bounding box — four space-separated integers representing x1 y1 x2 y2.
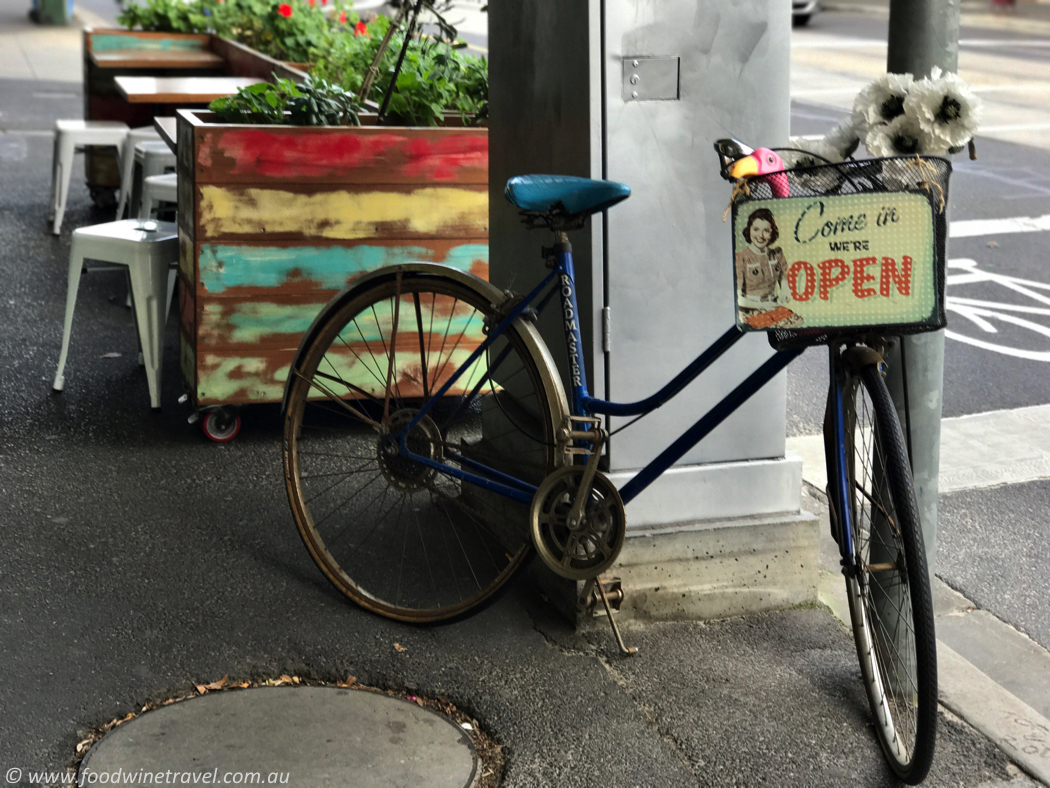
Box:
903 66 982 149
783 136 841 168
783 117 860 170
852 72 915 133
864 113 935 157
824 115 861 159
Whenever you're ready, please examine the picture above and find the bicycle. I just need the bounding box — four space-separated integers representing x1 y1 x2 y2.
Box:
281 140 946 784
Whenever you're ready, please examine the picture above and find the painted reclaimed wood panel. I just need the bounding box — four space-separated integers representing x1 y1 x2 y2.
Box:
87 32 210 52
194 126 488 185
193 292 491 405
196 184 487 242
178 276 196 349
197 240 487 296
194 241 487 348
91 50 226 69
178 109 490 407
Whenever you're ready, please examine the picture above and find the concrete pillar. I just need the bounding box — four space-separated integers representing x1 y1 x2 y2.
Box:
489 0 819 621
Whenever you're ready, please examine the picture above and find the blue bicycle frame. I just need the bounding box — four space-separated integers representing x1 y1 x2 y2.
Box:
395 240 804 511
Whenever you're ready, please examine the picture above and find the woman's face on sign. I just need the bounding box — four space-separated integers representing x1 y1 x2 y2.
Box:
750 219 773 250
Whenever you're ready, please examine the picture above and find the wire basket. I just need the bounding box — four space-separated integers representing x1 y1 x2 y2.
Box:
728 155 951 350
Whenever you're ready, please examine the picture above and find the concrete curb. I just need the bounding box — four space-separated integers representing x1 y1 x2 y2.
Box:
939 644 1050 785
808 483 1050 786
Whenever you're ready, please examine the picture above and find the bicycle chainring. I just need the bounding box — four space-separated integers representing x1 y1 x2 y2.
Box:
529 466 626 580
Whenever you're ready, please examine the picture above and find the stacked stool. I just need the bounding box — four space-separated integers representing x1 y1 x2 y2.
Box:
49 120 129 235
124 140 176 220
114 126 162 220
139 172 179 220
52 220 179 410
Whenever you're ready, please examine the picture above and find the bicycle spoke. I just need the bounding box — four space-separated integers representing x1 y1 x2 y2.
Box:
285 276 553 621
294 368 380 429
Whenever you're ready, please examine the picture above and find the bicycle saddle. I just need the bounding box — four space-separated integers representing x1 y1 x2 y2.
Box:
505 175 631 218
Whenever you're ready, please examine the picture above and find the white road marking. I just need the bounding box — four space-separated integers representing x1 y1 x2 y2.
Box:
946 258 1050 362
950 214 1050 237
788 403 1050 494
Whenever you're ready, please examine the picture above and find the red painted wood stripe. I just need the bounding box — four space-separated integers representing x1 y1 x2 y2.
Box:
197 128 488 183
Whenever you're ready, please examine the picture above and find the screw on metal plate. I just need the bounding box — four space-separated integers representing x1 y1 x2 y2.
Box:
622 56 681 102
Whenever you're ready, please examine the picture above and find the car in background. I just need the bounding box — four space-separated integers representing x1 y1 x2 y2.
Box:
793 0 820 26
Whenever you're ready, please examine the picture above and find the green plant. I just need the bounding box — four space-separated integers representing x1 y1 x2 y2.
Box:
118 0 358 64
309 14 488 126
208 75 361 125
117 0 212 33
378 36 487 125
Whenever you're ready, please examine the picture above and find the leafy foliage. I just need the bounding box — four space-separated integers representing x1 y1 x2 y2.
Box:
116 0 212 33
118 0 358 63
120 0 489 127
208 75 361 126
309 14 488 126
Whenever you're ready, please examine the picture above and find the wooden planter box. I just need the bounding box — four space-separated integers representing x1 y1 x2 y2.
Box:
83 30 305 192
175 108 489 407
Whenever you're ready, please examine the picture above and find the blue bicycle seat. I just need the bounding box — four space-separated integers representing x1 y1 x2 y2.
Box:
504 175 631 217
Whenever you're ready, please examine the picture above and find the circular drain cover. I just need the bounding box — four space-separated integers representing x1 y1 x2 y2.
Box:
80 687 478 788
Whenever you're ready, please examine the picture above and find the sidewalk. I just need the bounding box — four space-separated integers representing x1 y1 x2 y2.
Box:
0 3 1047 787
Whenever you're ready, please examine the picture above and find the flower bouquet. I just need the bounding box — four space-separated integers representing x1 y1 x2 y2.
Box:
783 67 981 169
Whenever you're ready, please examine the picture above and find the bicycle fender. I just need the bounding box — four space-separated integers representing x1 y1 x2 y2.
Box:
280 263 570 454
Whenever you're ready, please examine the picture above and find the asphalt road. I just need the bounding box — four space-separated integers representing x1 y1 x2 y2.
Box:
786 11 1050 654
0 108 1018 785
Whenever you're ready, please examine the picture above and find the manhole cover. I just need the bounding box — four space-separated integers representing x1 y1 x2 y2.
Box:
80 686 478 788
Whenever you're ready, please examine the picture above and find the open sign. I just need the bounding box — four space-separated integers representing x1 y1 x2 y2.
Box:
730 190 944 334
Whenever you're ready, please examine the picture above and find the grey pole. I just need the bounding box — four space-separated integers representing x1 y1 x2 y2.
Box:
884 0 961 571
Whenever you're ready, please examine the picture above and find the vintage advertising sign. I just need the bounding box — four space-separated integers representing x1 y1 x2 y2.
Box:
731 191 942 333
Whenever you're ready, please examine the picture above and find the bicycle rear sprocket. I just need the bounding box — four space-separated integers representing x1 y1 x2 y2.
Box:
530 466 626 580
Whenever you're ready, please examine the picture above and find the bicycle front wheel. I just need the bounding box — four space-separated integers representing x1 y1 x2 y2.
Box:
284 273 559 622
839 363 937 784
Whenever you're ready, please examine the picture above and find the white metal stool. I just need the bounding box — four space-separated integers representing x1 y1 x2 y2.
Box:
49 120 130 235
139 172 179 219
115 126 162 220
126 141 176 222
52 219 179 410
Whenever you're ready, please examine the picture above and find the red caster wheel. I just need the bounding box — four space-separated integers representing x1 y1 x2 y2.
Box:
201 409 241 442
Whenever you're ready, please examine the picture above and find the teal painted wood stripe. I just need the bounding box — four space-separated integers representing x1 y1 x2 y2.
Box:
91 35 205 52
200 297 486 345
198 243 488 294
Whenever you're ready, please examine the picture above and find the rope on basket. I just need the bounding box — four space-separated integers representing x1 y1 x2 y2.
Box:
722 178 752 222
906 155 946 213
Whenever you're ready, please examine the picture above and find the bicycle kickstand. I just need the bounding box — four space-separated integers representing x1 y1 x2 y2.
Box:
581 577 638 656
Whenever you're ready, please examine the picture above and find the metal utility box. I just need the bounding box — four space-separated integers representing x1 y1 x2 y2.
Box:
489 0 801 530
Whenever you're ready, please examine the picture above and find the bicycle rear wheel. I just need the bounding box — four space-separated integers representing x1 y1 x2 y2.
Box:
283 273 558 622
839 362 937 784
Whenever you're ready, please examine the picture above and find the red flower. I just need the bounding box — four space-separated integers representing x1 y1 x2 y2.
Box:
337 9 346 22
354 21 367 35
277 3 292 16
307 0 314 6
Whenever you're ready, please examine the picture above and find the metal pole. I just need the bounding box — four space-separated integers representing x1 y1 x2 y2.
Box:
884 0 961 570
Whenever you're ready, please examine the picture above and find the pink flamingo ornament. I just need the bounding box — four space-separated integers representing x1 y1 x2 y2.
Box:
728 147 790 198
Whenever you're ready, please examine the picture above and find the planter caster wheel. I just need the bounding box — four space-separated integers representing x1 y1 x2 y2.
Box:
201 408 241 443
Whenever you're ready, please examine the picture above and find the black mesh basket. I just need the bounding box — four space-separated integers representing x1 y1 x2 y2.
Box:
729 155 952 351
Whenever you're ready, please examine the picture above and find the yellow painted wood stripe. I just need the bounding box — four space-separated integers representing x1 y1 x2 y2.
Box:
198 186 487 240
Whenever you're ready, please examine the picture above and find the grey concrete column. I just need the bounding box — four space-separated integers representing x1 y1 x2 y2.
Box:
884 0 962 568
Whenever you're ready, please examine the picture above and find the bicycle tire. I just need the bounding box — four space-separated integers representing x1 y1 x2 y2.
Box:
284 273 559 623
839 362 937 784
